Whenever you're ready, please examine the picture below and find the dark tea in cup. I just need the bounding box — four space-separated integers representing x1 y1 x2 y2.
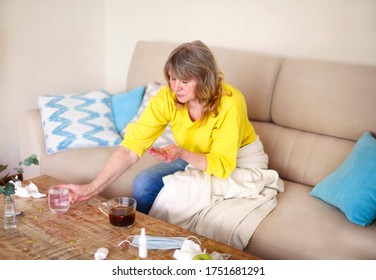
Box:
109 206 136 227
99 197 137 228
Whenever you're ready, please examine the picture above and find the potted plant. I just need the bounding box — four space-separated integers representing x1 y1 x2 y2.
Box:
1 154 39 229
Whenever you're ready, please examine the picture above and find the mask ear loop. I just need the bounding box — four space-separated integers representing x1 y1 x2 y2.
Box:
186 236 201 245
117 235 135 247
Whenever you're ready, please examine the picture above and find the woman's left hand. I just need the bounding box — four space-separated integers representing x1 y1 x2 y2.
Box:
147 144 181 162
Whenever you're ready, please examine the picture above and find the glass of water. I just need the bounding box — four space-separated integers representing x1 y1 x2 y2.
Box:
48 186 70 214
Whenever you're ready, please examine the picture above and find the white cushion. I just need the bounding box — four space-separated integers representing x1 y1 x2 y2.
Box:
38 91 122 154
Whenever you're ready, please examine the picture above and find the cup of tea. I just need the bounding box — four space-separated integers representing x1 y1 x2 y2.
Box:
99 197 137 227
48 186 70 214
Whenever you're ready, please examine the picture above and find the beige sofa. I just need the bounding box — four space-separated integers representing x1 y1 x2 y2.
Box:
19 41 376 259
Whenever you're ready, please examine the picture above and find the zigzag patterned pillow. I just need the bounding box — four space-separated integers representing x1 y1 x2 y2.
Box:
38 91 122 154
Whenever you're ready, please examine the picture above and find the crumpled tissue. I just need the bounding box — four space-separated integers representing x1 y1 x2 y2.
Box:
173 237 204 260
13 180 46 198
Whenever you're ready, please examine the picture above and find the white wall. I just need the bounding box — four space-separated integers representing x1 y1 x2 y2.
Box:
0 0 105 173
105 0 376 92
1 0 376 176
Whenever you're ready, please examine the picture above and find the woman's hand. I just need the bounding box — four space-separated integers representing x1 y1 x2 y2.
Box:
147 144 181 162
60 183 98 204
147 144 207 172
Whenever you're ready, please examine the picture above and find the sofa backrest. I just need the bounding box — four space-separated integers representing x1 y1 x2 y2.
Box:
272 59 376 141
127 41 175 90
127 41 282 122
259 59 376 186
127 41 376 187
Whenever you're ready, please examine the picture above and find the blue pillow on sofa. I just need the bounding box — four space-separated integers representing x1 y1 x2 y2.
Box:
111 86 145 134
310 131 376 226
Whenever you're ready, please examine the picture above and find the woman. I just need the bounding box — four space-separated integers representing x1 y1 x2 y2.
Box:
64 40 258 214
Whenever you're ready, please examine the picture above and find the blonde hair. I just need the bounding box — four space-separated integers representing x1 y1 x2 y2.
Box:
163 40 225 123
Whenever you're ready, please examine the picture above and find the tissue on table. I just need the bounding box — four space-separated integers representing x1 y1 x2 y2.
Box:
13 180 46 198
173 237 204 260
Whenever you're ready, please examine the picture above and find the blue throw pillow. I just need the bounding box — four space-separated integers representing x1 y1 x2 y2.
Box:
310 132 376 226
111 86 145 134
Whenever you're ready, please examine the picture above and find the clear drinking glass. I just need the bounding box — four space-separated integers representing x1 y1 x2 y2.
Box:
48 186 70 214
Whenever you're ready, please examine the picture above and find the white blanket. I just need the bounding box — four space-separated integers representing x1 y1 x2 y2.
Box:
149 136 284 249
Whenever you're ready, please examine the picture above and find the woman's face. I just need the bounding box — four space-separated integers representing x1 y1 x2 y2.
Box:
169 73 198 104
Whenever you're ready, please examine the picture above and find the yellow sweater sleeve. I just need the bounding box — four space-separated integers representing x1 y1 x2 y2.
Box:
120 86 174 157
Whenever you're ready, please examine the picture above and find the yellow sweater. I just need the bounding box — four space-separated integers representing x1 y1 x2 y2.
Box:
120 82 257 178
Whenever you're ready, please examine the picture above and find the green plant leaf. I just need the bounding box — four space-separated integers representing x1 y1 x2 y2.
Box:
23 158 32 166
23 154 39 166
1 182 15 196
14 167 23 174
1 154 39 186
0 164 8 173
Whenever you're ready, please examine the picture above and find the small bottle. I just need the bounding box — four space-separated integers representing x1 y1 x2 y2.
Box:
138 227 148 259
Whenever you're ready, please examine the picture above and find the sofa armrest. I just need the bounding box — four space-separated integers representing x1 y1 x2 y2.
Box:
18 108 44 180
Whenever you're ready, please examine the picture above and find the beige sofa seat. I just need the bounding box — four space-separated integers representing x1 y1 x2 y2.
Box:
19 41 376 259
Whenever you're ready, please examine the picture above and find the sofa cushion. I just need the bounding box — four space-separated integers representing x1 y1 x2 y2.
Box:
111 86 145 134
38 91 122 154
252 121 355 187
310 132 376 226
247 181 376 259
271 59 376 141
120 82 161 137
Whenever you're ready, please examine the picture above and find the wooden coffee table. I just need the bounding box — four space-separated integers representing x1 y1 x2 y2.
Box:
0 175 259 260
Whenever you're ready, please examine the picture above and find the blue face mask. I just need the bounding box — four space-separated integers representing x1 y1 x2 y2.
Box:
118 236 199 250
